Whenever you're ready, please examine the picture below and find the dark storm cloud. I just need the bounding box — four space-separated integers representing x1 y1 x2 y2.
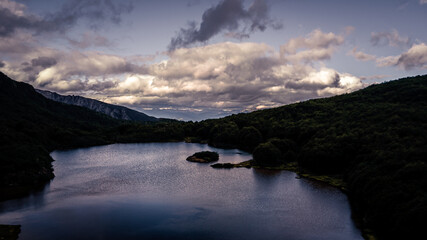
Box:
0 0 133 37
43 0 133 31
168 0 282 51
0 61 5 68
0 7 35 37
31 56 57 68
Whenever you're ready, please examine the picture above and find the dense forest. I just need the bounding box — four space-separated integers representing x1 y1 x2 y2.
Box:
184 75 427 239
1 72 426 239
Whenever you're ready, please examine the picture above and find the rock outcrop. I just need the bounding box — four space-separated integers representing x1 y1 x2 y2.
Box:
186 151 219 163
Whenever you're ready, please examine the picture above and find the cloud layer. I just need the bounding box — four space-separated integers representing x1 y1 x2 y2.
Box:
106 40 363 115
0 0 132 37
168 0 282 51
346 30 427 70
348 48 376 61
371 30 411 48
280 29 344 63
349 43 427 70
1 28 365 119
1 1 425 120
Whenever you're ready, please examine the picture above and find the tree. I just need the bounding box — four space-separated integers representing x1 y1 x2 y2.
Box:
253 142 282 166
238 126 263 152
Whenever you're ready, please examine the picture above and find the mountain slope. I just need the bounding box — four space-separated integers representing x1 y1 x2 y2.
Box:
1 72 184 196
0 72 123 190
36 89 158 123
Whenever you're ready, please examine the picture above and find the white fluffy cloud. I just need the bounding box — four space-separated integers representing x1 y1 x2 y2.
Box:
375 43 427 69
396 43 427 70
34 51 141 85
151 42 274 80
0 27 364 119
280 29 344 63
0 42 145 92
104 37 362 114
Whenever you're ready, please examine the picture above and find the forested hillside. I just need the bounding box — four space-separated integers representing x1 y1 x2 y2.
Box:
183 75 427 239
1 72 426 239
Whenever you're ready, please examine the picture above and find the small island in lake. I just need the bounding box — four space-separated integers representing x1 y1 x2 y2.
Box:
186 151 219 163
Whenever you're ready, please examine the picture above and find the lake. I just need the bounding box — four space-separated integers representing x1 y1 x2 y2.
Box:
0 142 362 240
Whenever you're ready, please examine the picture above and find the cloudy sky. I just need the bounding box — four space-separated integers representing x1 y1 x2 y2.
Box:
1 0 426 120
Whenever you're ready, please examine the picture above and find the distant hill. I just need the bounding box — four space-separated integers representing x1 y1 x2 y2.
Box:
36 89 158 123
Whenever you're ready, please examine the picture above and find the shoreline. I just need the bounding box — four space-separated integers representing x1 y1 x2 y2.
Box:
212 160 347 190
211 159 376 240
1 142 376 240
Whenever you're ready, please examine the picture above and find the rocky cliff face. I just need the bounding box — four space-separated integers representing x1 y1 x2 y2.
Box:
36 89 158 122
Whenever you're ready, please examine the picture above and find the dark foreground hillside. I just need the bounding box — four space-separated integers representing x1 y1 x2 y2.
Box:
0 72 183 196
184 75 427 239
0 73 118 189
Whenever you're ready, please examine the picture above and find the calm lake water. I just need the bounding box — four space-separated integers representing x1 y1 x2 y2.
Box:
0 142 362 240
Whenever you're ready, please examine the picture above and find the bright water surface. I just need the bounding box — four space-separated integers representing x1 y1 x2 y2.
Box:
0 142 362 240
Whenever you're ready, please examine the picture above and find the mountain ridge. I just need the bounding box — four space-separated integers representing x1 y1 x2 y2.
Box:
36 89 158 123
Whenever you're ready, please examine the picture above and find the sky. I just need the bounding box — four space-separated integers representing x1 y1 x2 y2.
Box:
1 0 426 121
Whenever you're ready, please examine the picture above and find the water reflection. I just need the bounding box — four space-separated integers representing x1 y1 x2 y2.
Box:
252 169 283 193
0 183 49 214
0 143 362 240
